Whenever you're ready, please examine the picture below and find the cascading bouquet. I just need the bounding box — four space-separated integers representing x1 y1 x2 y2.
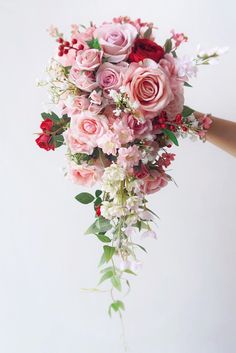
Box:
36 16 226 316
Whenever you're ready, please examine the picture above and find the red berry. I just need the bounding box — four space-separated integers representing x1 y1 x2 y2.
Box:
169 125 176 131
64 41 70 47
72 38 77 45
78 44 84 50
96 206 101 217
182 125 188 132
167 144 172 148
175 114 182 124
58 51 63 57
160 123 166 129
57 37 64 44
58 44 64 51
63 49 69 54
158 117 165 124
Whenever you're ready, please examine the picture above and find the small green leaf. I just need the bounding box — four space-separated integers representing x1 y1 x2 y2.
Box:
86 38 101 50
111 275 122 291
162 128 179 146
182 105 195 117
85 221 98 235
53 134 64 148
98 270 113 285
94 197 102 206
100 266 113 274
184 81 192 88
143 27 152 38
132 243 147 253
103 245 115 262
164 38 172 53
108 300 125 316
75 192 95 204
97 217 112 233
95 190 102 198
124 269 137 275
99 252 106 267
96 234 111 243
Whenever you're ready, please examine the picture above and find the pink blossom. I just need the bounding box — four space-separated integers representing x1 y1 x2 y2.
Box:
142 170 169 194
117 145 141 169
89 90 103 105
126 114 153 138
64 128 94 155
112 117 134 144
170 30 188 48
94 23 138 63
70 111 108 148
68 162 103 186
123 59 173 119
96 62 127 96
97 130 121 155
76 48 103 71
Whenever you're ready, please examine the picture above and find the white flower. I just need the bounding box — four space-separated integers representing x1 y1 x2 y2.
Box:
118 259 142 273
176 56 198 78
141 230 158 240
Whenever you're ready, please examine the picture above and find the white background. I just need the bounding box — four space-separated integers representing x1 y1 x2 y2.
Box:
0 0 236 352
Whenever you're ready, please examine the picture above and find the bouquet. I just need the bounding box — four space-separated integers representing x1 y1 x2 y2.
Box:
36 16 226 316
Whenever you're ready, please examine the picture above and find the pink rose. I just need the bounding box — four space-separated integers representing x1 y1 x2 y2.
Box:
126 114 152 138
61 95 90 116
123 59 173 119
76 49 103 71
94 23 138 63
89 90 103 105
64 129 94 155
70 111 108 148
142 170 169 194
68 162 103 186
69 67 98 92
96 62 127 96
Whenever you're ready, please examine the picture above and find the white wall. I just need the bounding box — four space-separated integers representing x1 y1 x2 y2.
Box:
0 0 236 352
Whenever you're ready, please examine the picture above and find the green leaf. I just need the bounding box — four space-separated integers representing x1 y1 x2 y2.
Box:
75 192 95 204
182 105 195 117
85 221 98 235
111 275 122 291
184 81 192 88
164 38 172 53
86 38 101 50
99 252 106 267
98 270 113 285
97 217 112 233
96 234 111 243
124 269 137 275
108 300 125 316
64 66 72 76
143 27 152 38
95 190 102 198
132 243 147 253
162 128 179 146
100 266 113 274
94 197 102 206
103 245 115 262
53 134 64 148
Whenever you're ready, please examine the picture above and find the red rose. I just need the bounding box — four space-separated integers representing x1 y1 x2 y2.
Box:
129 38 165 63
40 118 54 132
35 133 55 151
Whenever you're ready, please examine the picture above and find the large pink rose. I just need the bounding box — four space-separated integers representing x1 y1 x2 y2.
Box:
123 59 173 119
68 162 103 186
64 128 94 155
70 111 108 148
94 23 138 63
76 49 103 71
142 170 169 194
96 62 127 96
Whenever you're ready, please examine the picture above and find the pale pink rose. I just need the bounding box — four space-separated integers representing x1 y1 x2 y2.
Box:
94 23 138 63
96 62 127 96
142 170 169 194
117 145 141 169
112 117 134 144
64 129 94 155
76 49 103 71
70 68 98 92
70 111 108 148
125 114 153 138
68 162 103 186
89 90 103 105
123 59 173 119
97 130 121 155
61 95 90 116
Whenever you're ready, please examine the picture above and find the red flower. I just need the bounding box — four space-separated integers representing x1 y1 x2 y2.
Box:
40 118 54 132
129 38 165 63
133 162 149 179
96 205 101 217
35 133 55 151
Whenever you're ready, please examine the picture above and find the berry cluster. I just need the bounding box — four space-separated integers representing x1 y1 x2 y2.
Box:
57 37 84 57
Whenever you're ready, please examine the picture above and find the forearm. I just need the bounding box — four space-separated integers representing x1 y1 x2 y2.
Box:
194 111 236 157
